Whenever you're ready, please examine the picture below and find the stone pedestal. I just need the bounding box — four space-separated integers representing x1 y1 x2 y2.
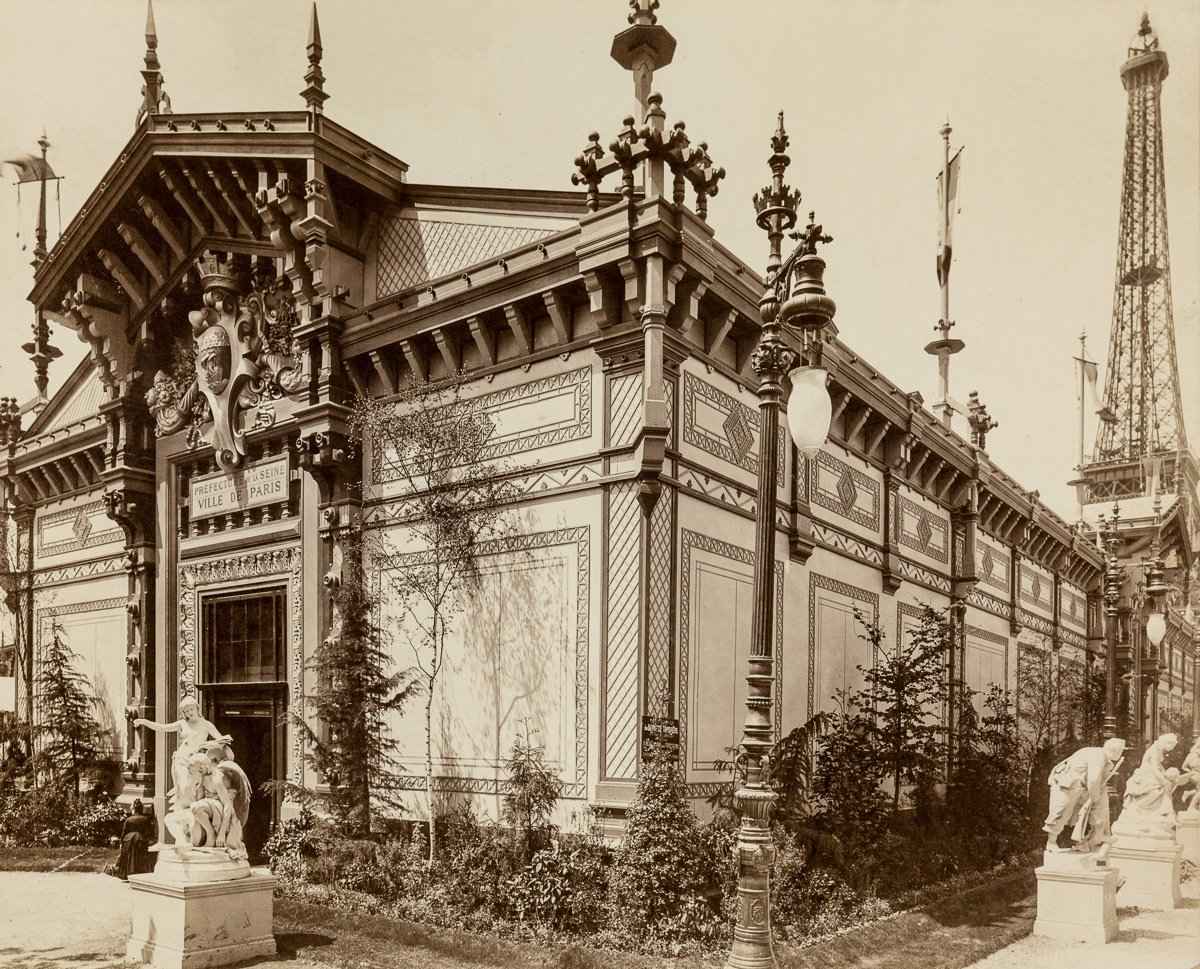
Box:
1176 813 1200 866
1032 850 1120 944
1108 835 1183 910
126 848 275 969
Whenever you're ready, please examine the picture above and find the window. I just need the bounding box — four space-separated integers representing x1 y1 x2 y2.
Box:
200 588 286 685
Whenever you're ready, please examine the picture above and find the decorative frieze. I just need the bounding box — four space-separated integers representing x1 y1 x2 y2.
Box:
895 557 953 595
968 586 1014 621
371 366 593 484
32 554 127 589
898 496 949 564
681 371 784 484
804 451 881 532
975 541 1011 594
37 501 123 557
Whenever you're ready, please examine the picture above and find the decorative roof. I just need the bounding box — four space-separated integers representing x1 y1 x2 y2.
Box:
375 217 556 298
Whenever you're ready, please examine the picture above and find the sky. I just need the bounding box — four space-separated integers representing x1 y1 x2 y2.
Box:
0 0 1195 523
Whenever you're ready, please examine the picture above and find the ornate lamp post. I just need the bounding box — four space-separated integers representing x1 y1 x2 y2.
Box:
725 114 836 969
1101 504 1123 739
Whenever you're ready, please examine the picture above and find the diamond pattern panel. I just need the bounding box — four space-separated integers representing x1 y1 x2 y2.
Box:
604 482 642 780
608 372 643 448
646 488 674 715
836 467 858 514
916 511 933 550
375 217 556 298
722 408 753 463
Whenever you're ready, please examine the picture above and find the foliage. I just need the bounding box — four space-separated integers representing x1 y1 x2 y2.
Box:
264 807 335 883
607 751 712 936
809 697 891 852
947 686 1031 865
0 786 124 847
33 621 101 794
502 721 562 860
353 379 514 865
506 837 611 933
1073 660 1108 745
852 606 950 814
276 552 420 837
1015 643 1082 816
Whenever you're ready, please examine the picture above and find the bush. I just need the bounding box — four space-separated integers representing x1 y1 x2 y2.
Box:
608 751 715 941
62 799 127 847
503 723 561 861
810 701 890 853
506 833 612 933
0 785 125 848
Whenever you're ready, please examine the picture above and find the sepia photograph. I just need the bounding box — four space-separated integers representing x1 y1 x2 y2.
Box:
0 2 1196 967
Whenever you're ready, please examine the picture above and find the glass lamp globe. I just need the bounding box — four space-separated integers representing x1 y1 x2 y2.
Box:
786 366 832 455
1145 611 1167 647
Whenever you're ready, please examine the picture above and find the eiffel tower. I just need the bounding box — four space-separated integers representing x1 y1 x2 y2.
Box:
1077 14 1198 745
1082 15 1197 515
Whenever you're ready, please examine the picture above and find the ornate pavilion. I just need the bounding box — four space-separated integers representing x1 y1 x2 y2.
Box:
0 2 1192 850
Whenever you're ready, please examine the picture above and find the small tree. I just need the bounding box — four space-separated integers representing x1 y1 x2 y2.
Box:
810 696 890 851
34 621 100 795
1016 643 1081 811
353 379 512 866
609 749 707 933
278 545 420 836
503 720 561 861
948 686 1029 860
852 606 950 814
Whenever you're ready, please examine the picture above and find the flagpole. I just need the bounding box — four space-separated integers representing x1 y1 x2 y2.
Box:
941 120 951 326
32 131 49 269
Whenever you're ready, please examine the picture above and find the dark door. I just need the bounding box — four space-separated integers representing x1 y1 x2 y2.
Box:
209 693 280 862
198 586 289 864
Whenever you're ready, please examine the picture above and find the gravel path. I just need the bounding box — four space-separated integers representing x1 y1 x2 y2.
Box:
0 871 327 969
964 878 1200 969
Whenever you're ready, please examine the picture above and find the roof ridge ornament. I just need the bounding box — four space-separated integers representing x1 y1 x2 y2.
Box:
136 0 171 126
302 2 329 114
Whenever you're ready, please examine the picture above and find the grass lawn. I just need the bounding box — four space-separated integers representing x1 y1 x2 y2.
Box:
0 845 112 873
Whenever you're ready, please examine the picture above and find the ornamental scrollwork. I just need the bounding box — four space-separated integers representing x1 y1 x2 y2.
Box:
145 252 307 468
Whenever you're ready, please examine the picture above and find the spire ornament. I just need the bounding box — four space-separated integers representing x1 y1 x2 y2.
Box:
136 0 170 124
302 2 329 114
966 390 998 451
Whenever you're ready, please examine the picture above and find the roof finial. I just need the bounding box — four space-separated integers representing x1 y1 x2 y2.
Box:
302 2 329 114
137 0 168 125
611 0 675 123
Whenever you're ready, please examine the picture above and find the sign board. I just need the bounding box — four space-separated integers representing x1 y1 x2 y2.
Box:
190 455 290 520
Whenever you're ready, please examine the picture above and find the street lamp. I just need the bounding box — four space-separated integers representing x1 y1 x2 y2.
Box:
725 114 836 969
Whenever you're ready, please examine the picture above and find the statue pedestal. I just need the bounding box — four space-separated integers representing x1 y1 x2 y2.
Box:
126 848 275 969
1032 850 1120 944
1176 814 1200 866
1108 834 1182 910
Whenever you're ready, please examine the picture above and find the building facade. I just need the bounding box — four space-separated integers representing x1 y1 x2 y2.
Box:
1 4 1191 849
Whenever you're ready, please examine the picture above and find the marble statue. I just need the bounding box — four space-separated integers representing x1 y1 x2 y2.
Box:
1179 738 1200 815
1043 737 1127 862
183 742 253 862
1113 732 1180 839
133 697 227 816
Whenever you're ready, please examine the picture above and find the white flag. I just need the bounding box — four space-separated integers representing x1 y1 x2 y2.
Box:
936 148 963 286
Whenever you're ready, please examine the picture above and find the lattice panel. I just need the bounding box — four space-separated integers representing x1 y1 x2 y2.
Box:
375 217 556 297
608 372 643 448
604 482 642 779
645 487 674 714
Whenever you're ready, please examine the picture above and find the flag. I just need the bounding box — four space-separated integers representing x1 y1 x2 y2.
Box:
3 153 56 184
936 147 963 286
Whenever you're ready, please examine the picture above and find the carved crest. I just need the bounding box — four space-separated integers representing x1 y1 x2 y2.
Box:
145 252 306 470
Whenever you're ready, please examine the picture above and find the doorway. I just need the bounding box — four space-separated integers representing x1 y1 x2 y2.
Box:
206 691 285 860
198 585 288 862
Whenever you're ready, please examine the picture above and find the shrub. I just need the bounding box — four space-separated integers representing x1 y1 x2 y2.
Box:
810 699 890 853
62 799 126 847
608 751 712 938
503 722 561 861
